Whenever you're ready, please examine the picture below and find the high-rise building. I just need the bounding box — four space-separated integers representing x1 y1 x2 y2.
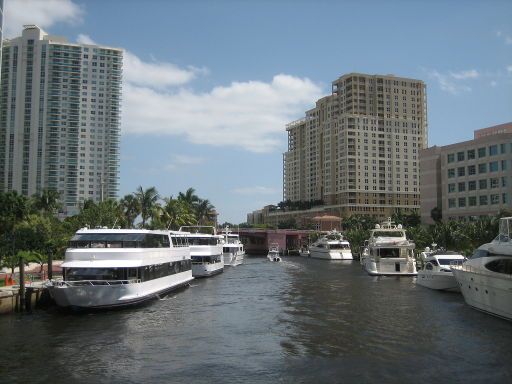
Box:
0 25 122 215
420 122 512 224
283 72 427 221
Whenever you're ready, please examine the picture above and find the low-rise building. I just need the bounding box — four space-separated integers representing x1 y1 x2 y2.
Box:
420 122 512 224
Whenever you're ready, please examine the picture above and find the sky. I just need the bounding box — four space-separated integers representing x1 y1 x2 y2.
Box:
5 0 512 223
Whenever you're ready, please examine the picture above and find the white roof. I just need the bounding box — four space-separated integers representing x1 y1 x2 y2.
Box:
61 259 144 268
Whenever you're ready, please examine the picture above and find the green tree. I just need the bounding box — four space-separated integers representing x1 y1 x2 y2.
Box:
195 199 216 225
430 206 443 223
32 189 61 215
134 186 160 228
156 197 196 230
119 194 140 228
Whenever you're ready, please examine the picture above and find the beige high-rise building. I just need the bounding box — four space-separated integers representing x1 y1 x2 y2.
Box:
283 72 427 221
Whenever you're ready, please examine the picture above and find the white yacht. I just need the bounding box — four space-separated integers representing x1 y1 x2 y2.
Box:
451 217 512 321
416 249 465 291
361 218 417 276
267 243 282 262
309 230 353 260
48 228 193 310
221 227 245 266
179 226 224 277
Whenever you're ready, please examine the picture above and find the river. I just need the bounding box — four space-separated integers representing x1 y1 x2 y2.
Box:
1 256 511 383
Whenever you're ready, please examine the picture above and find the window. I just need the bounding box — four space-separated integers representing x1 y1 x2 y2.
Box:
457 151 465 161
502 177 508 187
448 183 456 193
479 179 488 189
448 198 456 208
468 181 476 191
490 194 500 205
458 167 465 177
458 197 466 207
467 149 475 160
490 178 499 189
500 143 506 154
489 145 498 156
479 195 488 205
468 165 476 175
503 193 508 204
447 153 455 163
489 161 498 172
478 163 487 173
468 196 477 206
458 182 466 192
448 169 455 178
502 160 508 171
478 147 486 158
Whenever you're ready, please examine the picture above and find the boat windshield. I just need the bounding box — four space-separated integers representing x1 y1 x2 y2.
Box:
69 233 170 248
373 231 404 238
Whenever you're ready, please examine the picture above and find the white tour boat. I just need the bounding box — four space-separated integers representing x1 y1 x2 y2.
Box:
48 228 193 310
179 226 224 277
361 218 417 276
309 230 353 260
221 227 245 266
267 243 282 262
416 249 465 291
451 217 512 321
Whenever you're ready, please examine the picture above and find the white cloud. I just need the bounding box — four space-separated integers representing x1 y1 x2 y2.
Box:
449 69 479 80
496 30 512 45
76 33 95 45
490 80 497 87
165 154 206 171
122 73 323 153
4 0 83 38
233 186 281 195
123 51 206 89
428 70 472 94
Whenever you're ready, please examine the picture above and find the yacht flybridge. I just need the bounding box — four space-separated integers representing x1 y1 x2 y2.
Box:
309 230 353 260
179 226 224 277
361 218 417 276
451 217 512 321
48 228 193 310
267 243 282 262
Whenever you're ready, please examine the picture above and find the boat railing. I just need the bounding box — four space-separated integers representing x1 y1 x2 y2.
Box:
450 260 512 279
53 279 141 287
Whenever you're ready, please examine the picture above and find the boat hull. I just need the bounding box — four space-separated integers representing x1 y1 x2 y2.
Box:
452 268 512 321
192 263 224 277
223 252 245 267
416 271 459 291
310 249 353 260
364 258 417 276
49 272 193 310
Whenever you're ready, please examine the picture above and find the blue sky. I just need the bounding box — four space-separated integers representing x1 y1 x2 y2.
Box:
6 0 512 223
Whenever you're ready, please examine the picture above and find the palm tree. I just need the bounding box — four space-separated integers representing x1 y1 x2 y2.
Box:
158 197 196 230
195 199 216 225
120 194 140 228
32 189 61 215
134 186 160 228
177 187 200 208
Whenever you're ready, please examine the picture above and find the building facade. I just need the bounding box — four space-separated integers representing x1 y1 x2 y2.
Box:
283 72 427 221
420 123 512 224
0 25 122 215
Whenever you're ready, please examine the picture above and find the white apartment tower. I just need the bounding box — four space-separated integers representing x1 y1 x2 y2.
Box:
284 73 427 220
0 25 122 215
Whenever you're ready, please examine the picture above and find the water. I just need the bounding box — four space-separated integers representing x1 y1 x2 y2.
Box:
1 257 511 384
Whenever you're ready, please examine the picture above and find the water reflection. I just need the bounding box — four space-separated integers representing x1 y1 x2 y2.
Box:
0 256 511 384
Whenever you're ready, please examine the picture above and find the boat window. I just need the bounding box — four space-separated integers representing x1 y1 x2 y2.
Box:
485 259 512 275
170 235 189 247
438 259 461 265
329 244 351 250
188 237 219 246
223 247 232 253
430 259 439 266
69 233 171 248
66 268 125 281
378 248 400 258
